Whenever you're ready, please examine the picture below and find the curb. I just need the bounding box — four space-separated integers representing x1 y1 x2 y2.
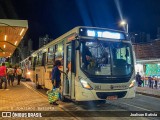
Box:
136 91 160 98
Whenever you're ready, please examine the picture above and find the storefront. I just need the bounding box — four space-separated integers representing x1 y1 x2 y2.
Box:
135 59 160 87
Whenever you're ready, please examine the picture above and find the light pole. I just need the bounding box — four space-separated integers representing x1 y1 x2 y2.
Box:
120 20 128 33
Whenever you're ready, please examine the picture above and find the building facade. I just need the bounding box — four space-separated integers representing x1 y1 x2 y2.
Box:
133 39 160 77
11 37 33 64
133 39 160 60
39 34 52 48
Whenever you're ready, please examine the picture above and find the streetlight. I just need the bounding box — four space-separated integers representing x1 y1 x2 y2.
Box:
120 20 128 33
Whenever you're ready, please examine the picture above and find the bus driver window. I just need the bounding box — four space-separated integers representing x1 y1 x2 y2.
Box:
101 47 109 64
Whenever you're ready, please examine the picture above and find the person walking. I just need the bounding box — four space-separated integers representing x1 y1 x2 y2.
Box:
0 63 7 89
51 60 61 105
7 65 15 86
16 66 22 85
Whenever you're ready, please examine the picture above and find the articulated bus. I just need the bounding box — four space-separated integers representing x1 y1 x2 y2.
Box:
20 26 136 102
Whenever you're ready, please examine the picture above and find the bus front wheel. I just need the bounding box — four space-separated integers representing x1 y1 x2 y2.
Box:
92 100 106 104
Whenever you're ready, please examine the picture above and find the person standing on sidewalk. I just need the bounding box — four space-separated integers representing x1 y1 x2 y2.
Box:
13 65 17 81
148 76 154 89
16 66 22 85
154 77 158 89
0 63 7 89
136 72 142 87
7 65 15 86
51 60 61 105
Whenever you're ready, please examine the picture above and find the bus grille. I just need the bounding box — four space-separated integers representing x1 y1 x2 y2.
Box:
96 91 127 99
89 77 131 83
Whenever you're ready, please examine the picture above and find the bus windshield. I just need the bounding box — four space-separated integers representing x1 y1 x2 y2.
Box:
80 40 133 76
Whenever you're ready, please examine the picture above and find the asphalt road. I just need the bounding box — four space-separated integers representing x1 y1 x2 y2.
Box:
25 81 160 120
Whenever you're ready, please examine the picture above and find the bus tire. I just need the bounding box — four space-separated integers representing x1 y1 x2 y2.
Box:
92 100 106 104
73 101 80 105
26 78 30 81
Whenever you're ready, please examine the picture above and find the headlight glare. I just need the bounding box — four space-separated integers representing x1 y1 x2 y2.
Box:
80 79 93 90
129 80 136 88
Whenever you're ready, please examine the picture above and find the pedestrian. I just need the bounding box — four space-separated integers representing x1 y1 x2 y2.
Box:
16 65 22 85
51 60 61 105
136 72 142 87
154 77 158 89
151 78 154 89
0 63 7 89
13 65 17 81
148 76 153 88
7 65 15 86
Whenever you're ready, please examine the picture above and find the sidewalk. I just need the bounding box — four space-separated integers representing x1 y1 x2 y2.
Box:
0 81 61 111
136 86 160 98
0 80 77 119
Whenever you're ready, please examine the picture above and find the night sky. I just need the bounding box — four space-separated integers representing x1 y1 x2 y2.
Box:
0 0 160 49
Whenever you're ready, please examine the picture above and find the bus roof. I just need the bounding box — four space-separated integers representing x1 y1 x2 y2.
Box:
31 26 126 56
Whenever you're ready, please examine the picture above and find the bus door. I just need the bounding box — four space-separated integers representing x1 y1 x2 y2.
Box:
64 43 72 96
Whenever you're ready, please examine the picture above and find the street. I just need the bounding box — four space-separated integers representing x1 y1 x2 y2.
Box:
0 80 159 120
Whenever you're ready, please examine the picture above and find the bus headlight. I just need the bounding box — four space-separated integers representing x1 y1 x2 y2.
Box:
27 72 31 75
80 79 93 90
129 80 136 88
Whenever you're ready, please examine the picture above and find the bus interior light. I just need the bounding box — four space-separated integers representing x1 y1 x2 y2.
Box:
80 79 93 90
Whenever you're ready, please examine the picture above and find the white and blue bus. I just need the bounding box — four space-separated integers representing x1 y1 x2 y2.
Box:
21 26 136 102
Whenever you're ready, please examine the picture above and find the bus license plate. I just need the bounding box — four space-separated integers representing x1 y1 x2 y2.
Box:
106 96 117 100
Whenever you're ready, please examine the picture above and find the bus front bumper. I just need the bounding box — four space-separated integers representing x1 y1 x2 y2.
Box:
75 86 135 101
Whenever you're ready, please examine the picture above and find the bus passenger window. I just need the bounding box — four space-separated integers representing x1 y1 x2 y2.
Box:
47 46 55 65
55 42 64 65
